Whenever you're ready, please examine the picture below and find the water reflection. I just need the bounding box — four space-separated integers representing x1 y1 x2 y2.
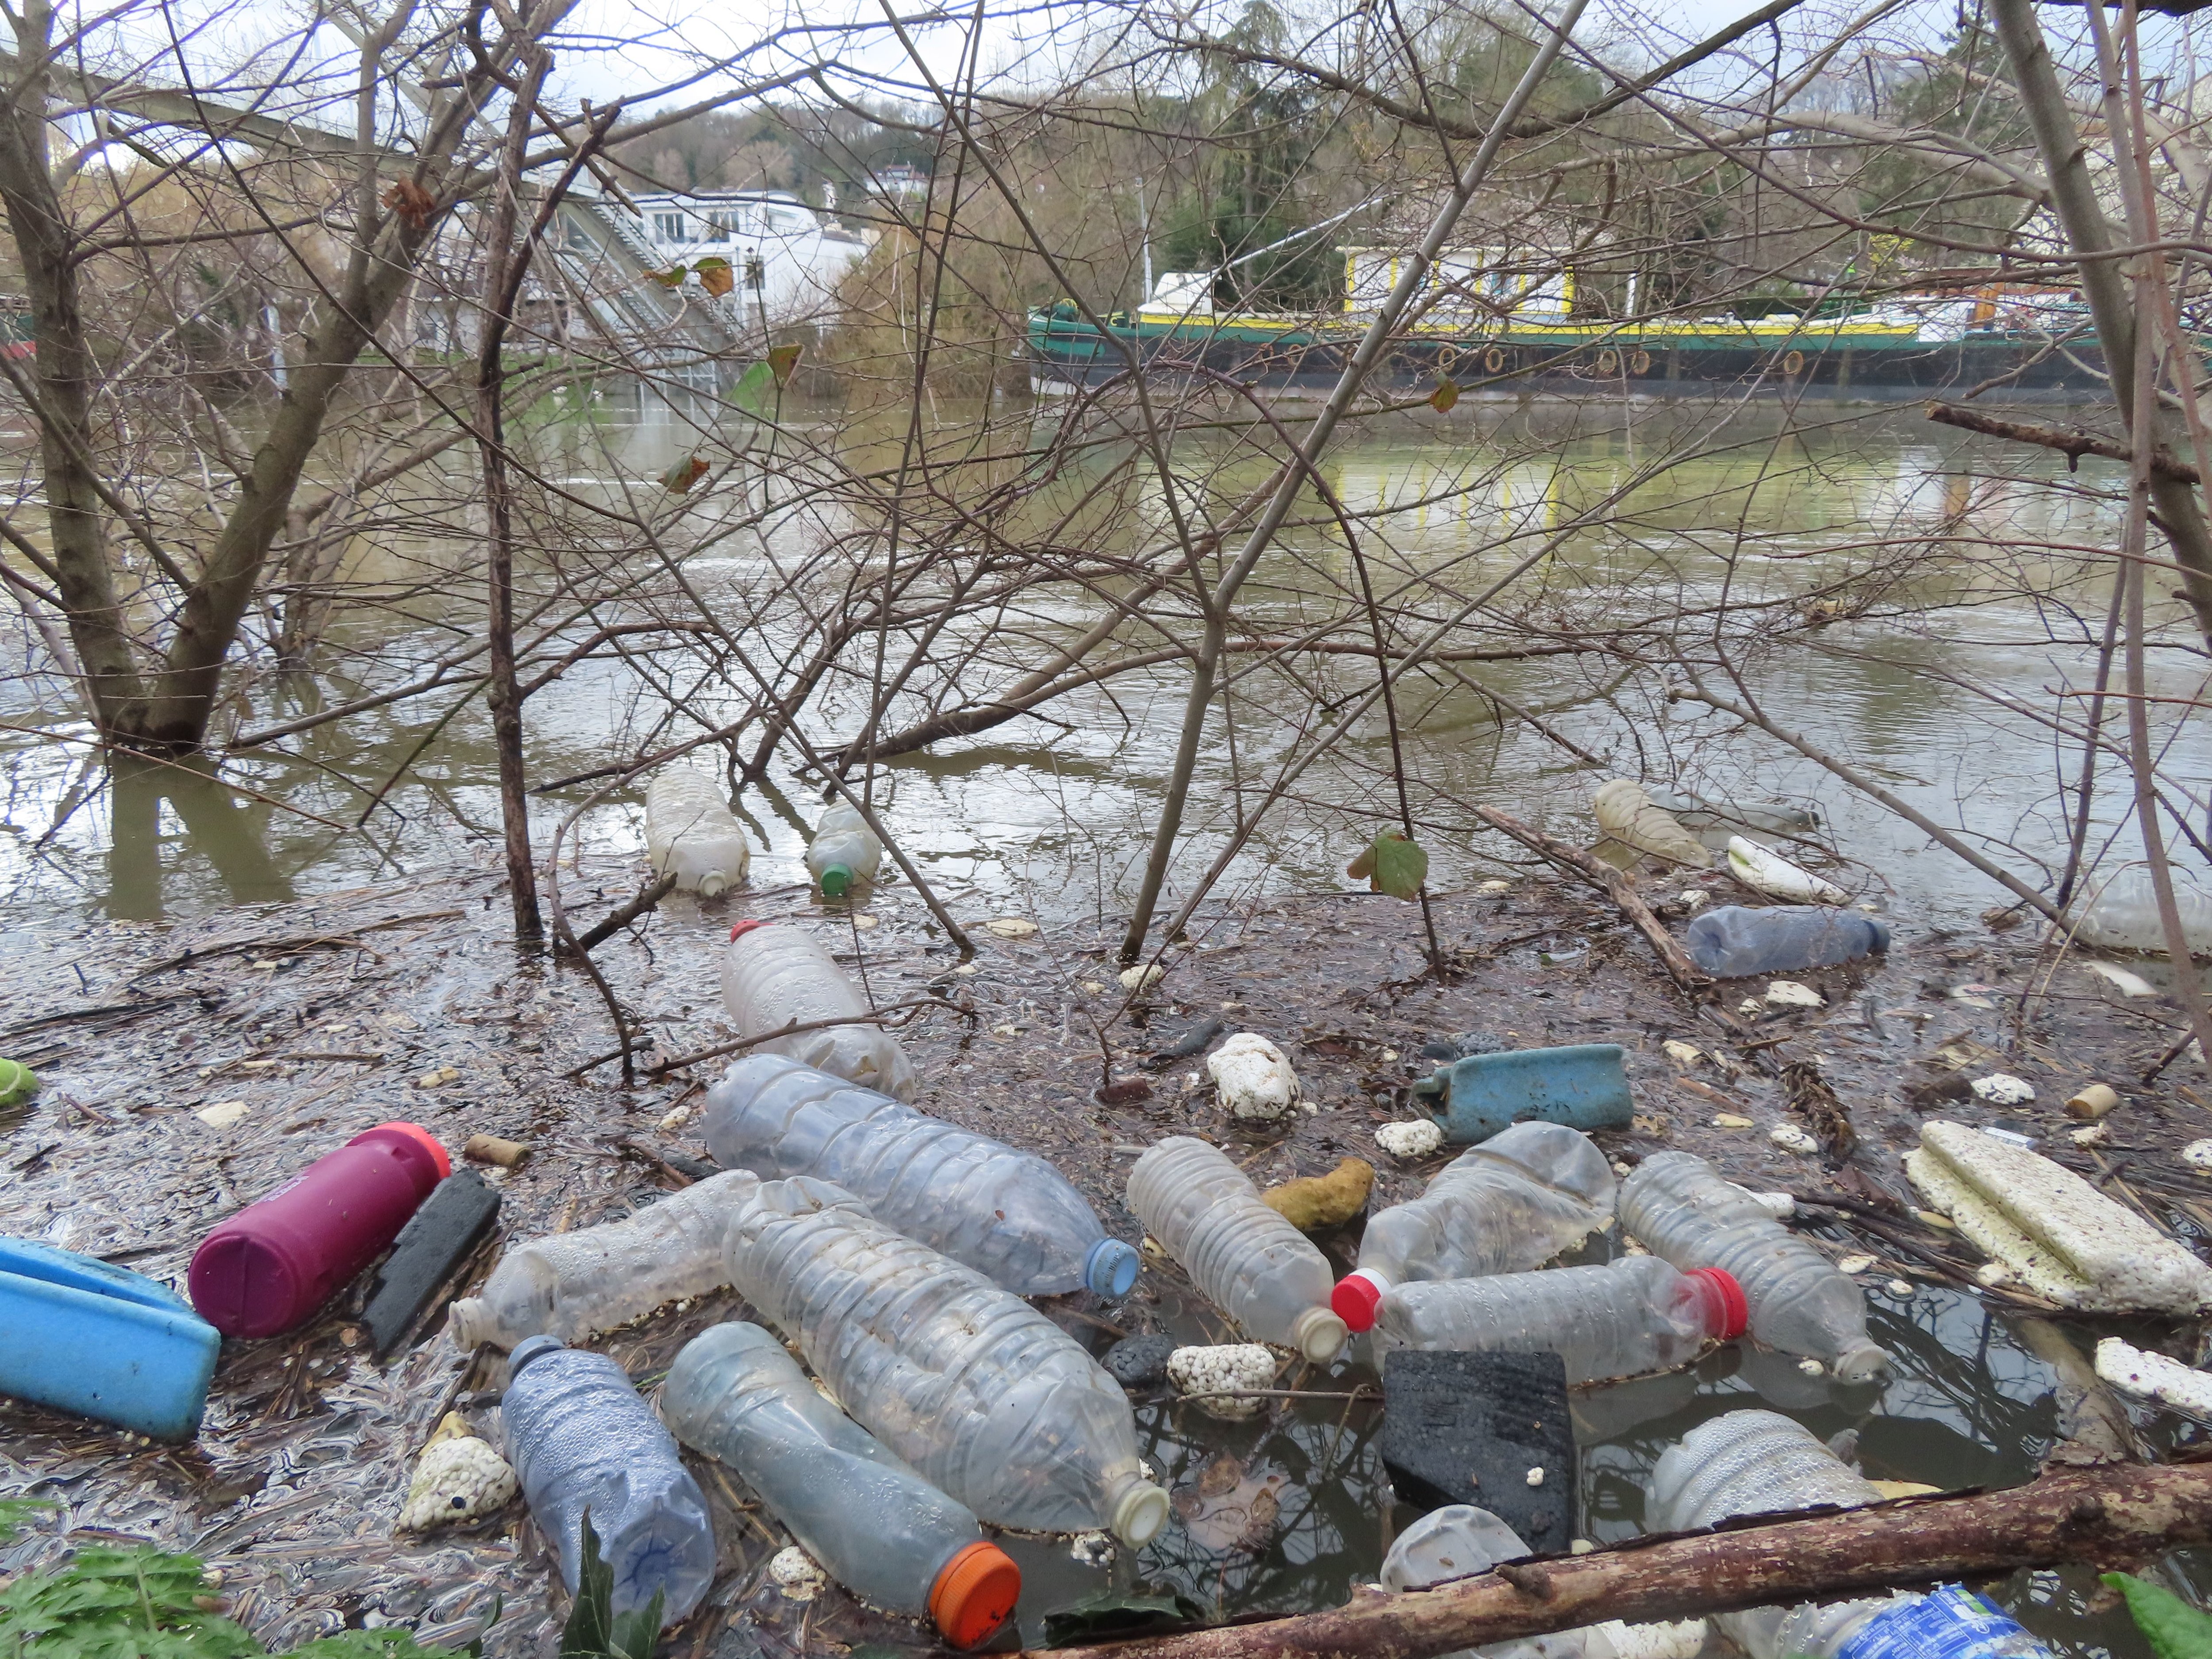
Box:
106 755 295 921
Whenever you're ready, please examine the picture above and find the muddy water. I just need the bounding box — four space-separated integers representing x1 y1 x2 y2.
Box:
1 396 2209 1657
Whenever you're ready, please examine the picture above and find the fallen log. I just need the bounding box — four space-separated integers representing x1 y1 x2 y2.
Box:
1472 805 1713 992
1033 1459 2212 1659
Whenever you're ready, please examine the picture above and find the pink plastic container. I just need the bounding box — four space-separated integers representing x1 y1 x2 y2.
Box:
189 1122 449 1338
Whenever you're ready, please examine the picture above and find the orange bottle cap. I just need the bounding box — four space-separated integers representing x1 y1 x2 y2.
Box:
929 1540 1021 1649
730 919 772 943
365 1121 451 1181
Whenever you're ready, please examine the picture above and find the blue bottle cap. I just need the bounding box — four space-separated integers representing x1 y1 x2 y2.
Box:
508 1333 565 1379
1085 1238 1141 1298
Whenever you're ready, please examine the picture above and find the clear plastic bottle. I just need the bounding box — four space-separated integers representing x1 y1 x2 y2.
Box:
662 1322 1021 1648
806 802 884 899
723 1177 1170 1545
1651 1412 2049 1659
1381 1505 1618 1659
646 769 751 897
1126 1137 1348 1363
1620 1152 1889 1380
1371 1256 1745 1383
500 1336 716 1626
448 1170 761 1352
2076 864 2212 956
1333 1122 1616 1333
1594 780 1710 868
1683 906 1889 978
722 921 917 1100
700 1054 1138 1298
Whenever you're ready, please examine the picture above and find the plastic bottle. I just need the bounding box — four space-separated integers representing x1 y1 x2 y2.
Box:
1593 780 1709 868
1651 1412 2049 1659
722 921 917 1100
1370 1256 1745 1382
1381 1505 1618 1659
1333 1121 1616 1333
501 1336 716 1627
646 768 750 897
1683 905 1889 979
663 1322 1021 1647
699 1054 1138 1298
1646 788 1817 837
806 802 883 899
725 1177 1170 1544
448 1170 763 1351
189 1122 449 1339
2075 864 2212 956
1619 1152 1888 1380
1126 1137 1348 1363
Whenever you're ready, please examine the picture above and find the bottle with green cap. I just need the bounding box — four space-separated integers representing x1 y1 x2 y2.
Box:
0 1058 39 1108
805 801 882 899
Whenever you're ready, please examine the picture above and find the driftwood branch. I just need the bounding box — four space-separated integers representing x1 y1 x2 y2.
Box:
1031 1459 2212 1659
1926 402 2200 484
565 871 678 955
1471 805 1713 991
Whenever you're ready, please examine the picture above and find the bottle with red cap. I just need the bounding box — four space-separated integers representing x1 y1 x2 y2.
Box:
662 1322 1021 1649
189 1122 449 1339
1333 1121 1616 1335
1370 1255 1747 1383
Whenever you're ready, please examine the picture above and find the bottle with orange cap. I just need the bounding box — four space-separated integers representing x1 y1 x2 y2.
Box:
189 1121 450 1339
662 1322 1021 1648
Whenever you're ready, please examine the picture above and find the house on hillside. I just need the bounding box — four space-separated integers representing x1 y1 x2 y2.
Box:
622 190 868 329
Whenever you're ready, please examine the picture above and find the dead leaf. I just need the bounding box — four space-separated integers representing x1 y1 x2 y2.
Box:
1172 1455 1285 1552
661 456 709 494
381 179 436 230
768 342 803 387
694 257 733 298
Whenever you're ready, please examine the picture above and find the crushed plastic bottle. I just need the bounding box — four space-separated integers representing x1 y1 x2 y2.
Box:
724 1177 1170 1545
722 921 917 1100
806 801 884 899
1371 1256 1746 1383
1334 1122 1616 1332
2073 864 2212 956
1381 1505 1618 1659
663 1322 1021 1647
1683 905 1889 979
1651 1412 2048 1659
1646 788 1817 837
500 1336 715 1627
1127 1137 1349 1362
448 1170 762 1351
700 1054 1138 1297
1620 1152 1889 1380
646 769 751 897
1594 780 1709 868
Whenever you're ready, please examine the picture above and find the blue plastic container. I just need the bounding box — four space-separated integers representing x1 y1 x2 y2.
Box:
1411 1044 1633 1144
0 1238 221 1440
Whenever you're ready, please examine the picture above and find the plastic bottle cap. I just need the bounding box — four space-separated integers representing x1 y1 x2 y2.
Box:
1110 1481 1171 1547
1834 1341 1891 1382
1085 1238 1141 1298
507 1333 564 1378
699 871 730 898
819 864 853 898
1292 1305 1350 1364
1684 1267 1748 1340
929 1541 1022 1648
1331 1269 1390 1333
730 919 772 943
363 1121 451 1181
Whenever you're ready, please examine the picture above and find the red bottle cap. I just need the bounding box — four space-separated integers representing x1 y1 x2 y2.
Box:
1331 1270 1386 1333
1686 1267 1748 1340
361 1121 451 1181
929 1541 1021 1649
730 919 772 943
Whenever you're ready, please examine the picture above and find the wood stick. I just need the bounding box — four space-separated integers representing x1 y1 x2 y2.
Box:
566 870 678 954
1030 1459 2212 1659
1926 401 2201 483
1471 805 1713 991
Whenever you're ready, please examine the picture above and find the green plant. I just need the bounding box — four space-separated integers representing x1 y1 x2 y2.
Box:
557 1516 662 1659
2105 1573 2212 1659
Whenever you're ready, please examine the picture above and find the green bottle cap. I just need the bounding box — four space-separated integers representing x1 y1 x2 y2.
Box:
820 864 853 898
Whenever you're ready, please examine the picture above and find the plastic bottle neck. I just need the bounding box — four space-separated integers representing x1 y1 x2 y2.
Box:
1331 1267 1392 1333
1683 1267 1748 1340
819 864 852 898
1291 1305 1350 1363
1106 1471 1171 1546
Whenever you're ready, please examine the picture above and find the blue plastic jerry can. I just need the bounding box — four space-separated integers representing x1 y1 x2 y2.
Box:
1411 1043 1634 1144
0 1237 220 1440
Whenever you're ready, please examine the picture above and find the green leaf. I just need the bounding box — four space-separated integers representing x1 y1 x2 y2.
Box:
0 1496 56 1542
730 361 774 416
2104 1573 2212 1659
1041 1590 1206 1647
660 456 709 495
1429 378 1459 413
647 266 685 290
767 342 803 388
560 1515 663 1659
1350 830 1426 899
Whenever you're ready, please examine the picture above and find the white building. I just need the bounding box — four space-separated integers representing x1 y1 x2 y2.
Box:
623 190 868 328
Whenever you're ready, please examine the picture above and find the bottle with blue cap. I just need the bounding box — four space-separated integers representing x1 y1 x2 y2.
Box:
500 1336 717 1628
701 1053 1140 1298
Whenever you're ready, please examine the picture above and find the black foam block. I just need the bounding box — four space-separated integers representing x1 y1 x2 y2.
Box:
362 1169 501 1357
1379 1349 1576 1553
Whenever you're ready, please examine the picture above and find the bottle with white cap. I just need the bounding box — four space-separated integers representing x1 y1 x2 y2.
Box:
1371 1256 1745 1383
1620 1152 1889 1380
662 1322 1021 1649
646 768 751 897
701 1054 1138 1298
722 921 916 1100
724 1177 1171 1547
806 801 883 899
1126 1137 1348 1363
1333 1121 1616 1334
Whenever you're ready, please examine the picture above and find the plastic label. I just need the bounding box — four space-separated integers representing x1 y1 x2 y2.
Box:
1836 1587 2045 1659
